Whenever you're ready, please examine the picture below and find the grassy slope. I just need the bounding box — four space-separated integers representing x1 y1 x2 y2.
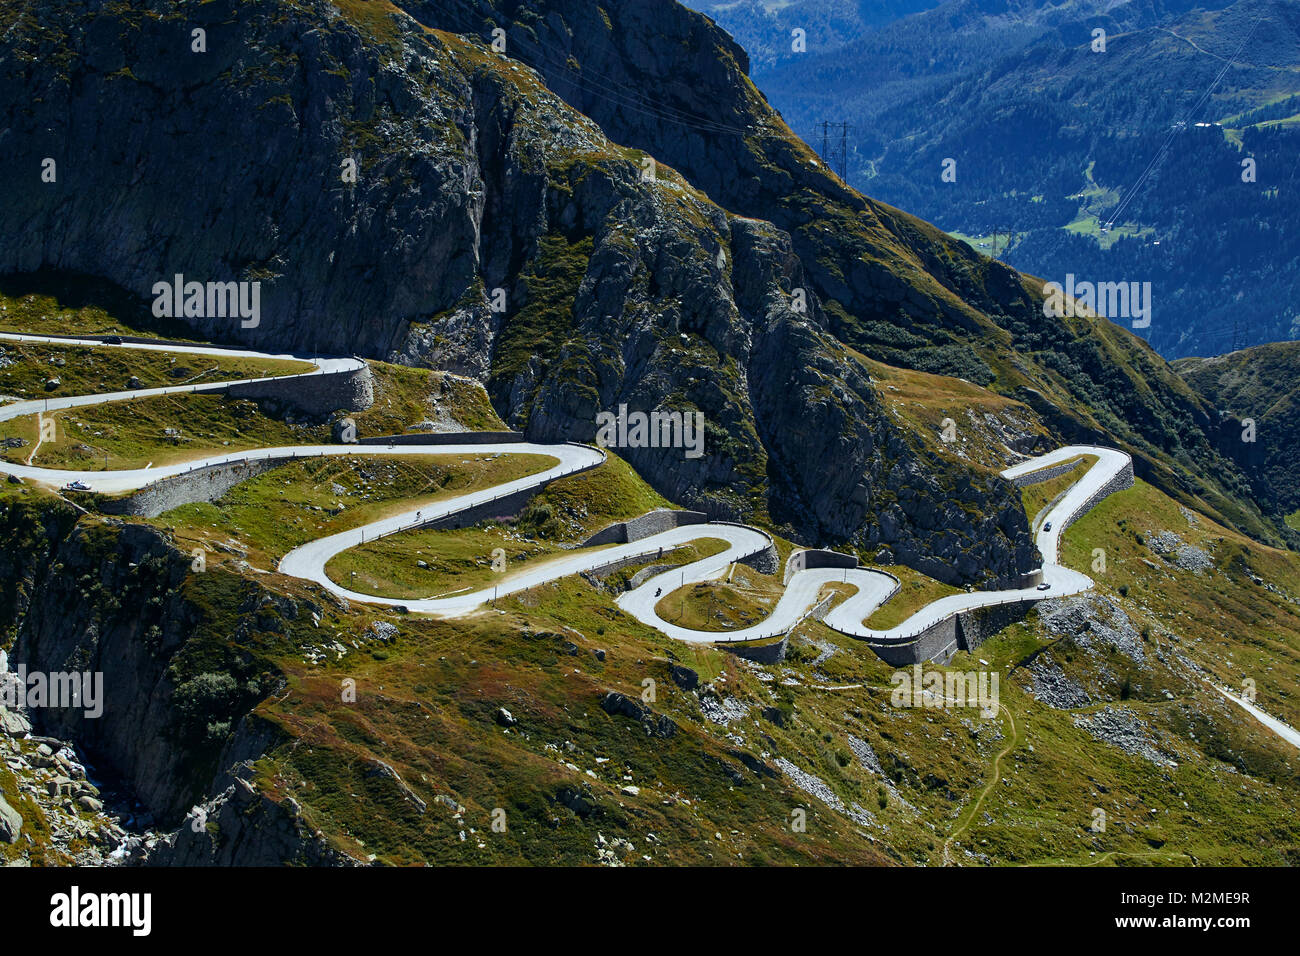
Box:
0 342 309 399
1173 341 1300 417
320 451 680 597
0 393 323 470
939 478 1300 865
863 352 1052 475
326 523 608 599
6 335 1299 864
1060 479 1300 731
865 566 961 630
155 453 558 569
1175 341 1300 520
655 563 785 632
0 357 506 471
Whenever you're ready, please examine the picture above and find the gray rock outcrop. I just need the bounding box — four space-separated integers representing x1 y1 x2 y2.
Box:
0 792 22 844
0 0 1036 585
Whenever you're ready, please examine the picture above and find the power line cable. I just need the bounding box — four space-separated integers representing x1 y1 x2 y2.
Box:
1104 7 1268 230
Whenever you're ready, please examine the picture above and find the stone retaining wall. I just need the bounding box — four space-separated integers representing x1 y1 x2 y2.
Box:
1001 569 1044 588
863 619 963 667
580 548 679 586
807 591 838 624
224 364 373 417
358 431 523 446
424 486 541 532
740 547 778 575
579 518 777 584
581 509 708 547
1009 456 1085 487
101 455 298 518
1057 458 1135 541
709 520 779 575
861 596 1036 666
957 600 1037 653
783 548 858 585
12 332 375 417
424 444 606 532
581 560 676 593
628 564 674 589
718 635 788 664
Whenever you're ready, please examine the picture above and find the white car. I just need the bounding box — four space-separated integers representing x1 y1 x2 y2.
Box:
65 480 91 492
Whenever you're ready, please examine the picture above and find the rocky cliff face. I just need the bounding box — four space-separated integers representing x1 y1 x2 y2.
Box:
0 498 291 828
401 0 1280 545
1175 343 1300 543
0 491 367 863
146 715 357 866
0 0 1041 581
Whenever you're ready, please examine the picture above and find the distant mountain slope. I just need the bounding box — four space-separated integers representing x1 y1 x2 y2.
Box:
1175 342 1300 522
691 0 1300 358
681 0 943 69
687 0 1236 79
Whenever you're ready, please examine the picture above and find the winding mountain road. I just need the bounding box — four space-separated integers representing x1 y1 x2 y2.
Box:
617 445 1124 644
0 331 1132 652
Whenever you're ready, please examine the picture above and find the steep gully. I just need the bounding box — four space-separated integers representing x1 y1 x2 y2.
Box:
0 332 1129 650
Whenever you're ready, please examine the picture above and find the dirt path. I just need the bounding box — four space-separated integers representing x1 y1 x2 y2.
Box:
942 698 1020 866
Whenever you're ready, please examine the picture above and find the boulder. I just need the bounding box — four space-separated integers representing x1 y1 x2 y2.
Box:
555 786 596 817
670 664 699 691
332 417 357 443
0 706 30 737
0 792 22 844
599 692 677 739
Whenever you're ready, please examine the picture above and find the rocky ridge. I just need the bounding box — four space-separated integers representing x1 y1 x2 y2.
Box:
0 0 1042 583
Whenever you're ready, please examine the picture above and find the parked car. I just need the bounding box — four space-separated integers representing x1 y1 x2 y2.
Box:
65 480 90 492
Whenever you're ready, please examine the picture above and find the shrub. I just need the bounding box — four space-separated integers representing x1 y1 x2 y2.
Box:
173 671 240 739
